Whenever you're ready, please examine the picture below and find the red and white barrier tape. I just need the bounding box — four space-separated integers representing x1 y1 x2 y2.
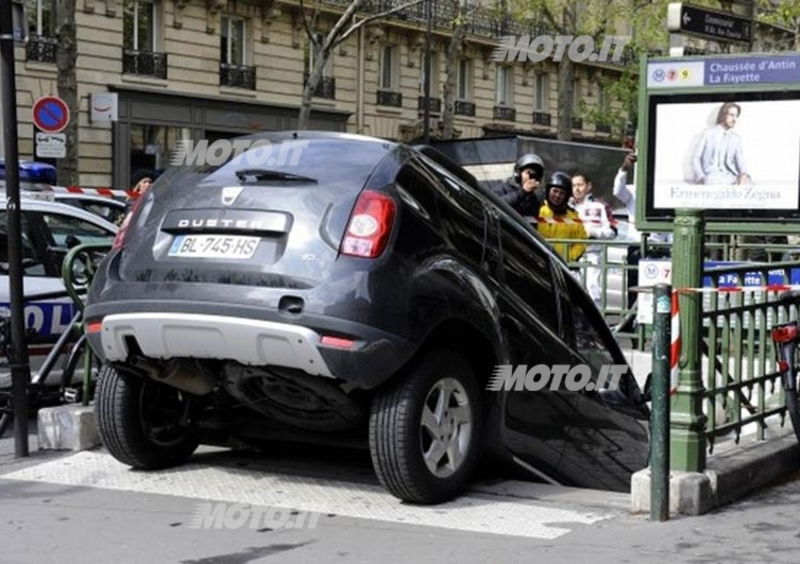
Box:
54 185 134 198
670 291 680 395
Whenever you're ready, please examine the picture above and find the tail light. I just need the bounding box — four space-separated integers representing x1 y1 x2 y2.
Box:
341 190 396 258
112 195 144 251
112 213 131 250
772 324 798 344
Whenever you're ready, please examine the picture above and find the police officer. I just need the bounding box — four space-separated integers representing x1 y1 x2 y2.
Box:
494 153 545 216
537 171 587 262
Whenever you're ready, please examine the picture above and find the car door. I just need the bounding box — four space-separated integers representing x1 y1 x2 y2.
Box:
0 208 73 376
551 273 650 491
494 215 581 479
1 205 116 372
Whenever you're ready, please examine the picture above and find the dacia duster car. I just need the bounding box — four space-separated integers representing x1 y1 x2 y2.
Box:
86 132 649 503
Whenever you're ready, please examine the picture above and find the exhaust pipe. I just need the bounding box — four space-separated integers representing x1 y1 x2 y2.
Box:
130 358 215 395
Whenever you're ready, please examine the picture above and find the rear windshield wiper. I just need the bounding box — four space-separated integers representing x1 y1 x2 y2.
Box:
235 168 318 184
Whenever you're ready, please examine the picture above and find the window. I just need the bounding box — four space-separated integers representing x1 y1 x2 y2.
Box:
123 0 157 52
0 212 43 277
220 16 246 66
418 51 439 95
41 214 113 248
304 32 332 78
380 45 399 90
534 73 549 112
572 78 583 112
26 0 58 63
129 125 192 175
598 83 609 112
27 0 56 38
495 66 513 106
457 58 471 100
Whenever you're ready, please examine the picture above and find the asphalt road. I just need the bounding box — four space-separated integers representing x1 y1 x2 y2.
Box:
1 431 799 564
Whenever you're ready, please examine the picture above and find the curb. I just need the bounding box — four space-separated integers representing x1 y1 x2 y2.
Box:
632 427 800 515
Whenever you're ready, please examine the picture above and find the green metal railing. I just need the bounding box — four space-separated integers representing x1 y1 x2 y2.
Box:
701 261 800 451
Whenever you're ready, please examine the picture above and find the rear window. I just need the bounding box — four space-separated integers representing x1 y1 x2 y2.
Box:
155 136 396 190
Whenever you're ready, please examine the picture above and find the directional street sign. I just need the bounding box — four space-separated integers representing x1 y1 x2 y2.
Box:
32 96 70 134
667 2 752 44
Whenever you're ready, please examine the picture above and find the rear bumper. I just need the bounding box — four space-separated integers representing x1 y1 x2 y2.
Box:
99 312 334 377
86 300 417 389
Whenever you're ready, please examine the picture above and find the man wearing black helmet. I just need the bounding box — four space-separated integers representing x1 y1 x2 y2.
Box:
494 153 545 216
537 171 587 262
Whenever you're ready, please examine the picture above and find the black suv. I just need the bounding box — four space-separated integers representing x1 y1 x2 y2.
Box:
87 132 648 503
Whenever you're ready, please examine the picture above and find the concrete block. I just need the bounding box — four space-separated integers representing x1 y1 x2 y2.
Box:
37 405 100 451
630 468 651 513
670 471 715 515
630 468 716 516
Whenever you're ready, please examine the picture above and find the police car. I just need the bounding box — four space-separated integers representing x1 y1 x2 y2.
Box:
1 162 118 383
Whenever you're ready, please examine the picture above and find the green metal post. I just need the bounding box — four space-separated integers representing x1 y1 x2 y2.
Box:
670 209 706 471
651 283 671 521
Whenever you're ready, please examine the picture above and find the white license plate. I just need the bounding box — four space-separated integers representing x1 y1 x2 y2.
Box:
168 234 260 259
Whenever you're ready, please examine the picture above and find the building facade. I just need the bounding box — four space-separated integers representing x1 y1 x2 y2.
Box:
10 0 637 188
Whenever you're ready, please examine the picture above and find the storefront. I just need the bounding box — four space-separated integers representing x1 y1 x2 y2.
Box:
110 86 351 189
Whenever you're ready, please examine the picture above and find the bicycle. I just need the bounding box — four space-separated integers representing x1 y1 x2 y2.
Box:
0 242 110 437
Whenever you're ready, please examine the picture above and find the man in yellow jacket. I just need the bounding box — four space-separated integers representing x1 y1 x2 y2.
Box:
537 171 588 262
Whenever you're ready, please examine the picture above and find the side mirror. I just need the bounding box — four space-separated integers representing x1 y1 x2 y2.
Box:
65 234 82 249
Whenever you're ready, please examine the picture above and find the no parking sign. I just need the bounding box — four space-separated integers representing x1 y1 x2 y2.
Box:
32 96 70 134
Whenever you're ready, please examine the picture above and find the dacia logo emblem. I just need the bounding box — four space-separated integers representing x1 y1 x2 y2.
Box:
221 186 243 206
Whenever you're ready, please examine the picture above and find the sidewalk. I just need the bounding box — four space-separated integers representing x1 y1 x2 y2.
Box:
1 434 799 563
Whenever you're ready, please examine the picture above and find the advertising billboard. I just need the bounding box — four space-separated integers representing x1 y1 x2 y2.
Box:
638 53 800 233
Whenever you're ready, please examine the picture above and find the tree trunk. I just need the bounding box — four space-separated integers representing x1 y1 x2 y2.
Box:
555 3 576 141
556 56 574 141
56 0 78 186
298 64 323 130
440 1 467 140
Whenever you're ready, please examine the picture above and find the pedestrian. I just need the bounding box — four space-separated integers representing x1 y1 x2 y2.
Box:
118 169 156 226
571 171 617 304
537 171 587 262
129 169 156 201
494 153 544 217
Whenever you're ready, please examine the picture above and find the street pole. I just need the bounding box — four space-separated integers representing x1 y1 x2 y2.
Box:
650 283 672 521
422 0 432 145
670 209 706 472
1 0 32 457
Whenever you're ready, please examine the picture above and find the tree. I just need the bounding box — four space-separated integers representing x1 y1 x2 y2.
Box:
758 0 800 49
56 0 78 185
298 0 423 130
440 1 476 140
509 0 661 141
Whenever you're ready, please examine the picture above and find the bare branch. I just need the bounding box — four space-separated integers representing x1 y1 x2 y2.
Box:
320 0 366 52
298 0 316 46
336 0 424 45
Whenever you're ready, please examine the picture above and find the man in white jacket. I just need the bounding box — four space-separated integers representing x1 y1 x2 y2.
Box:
571 172 617 303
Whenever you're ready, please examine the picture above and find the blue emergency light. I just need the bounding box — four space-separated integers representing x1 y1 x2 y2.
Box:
0 159 57 185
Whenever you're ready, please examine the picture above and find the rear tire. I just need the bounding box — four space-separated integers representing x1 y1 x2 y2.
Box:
95 365 200 469
369 350 483 504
